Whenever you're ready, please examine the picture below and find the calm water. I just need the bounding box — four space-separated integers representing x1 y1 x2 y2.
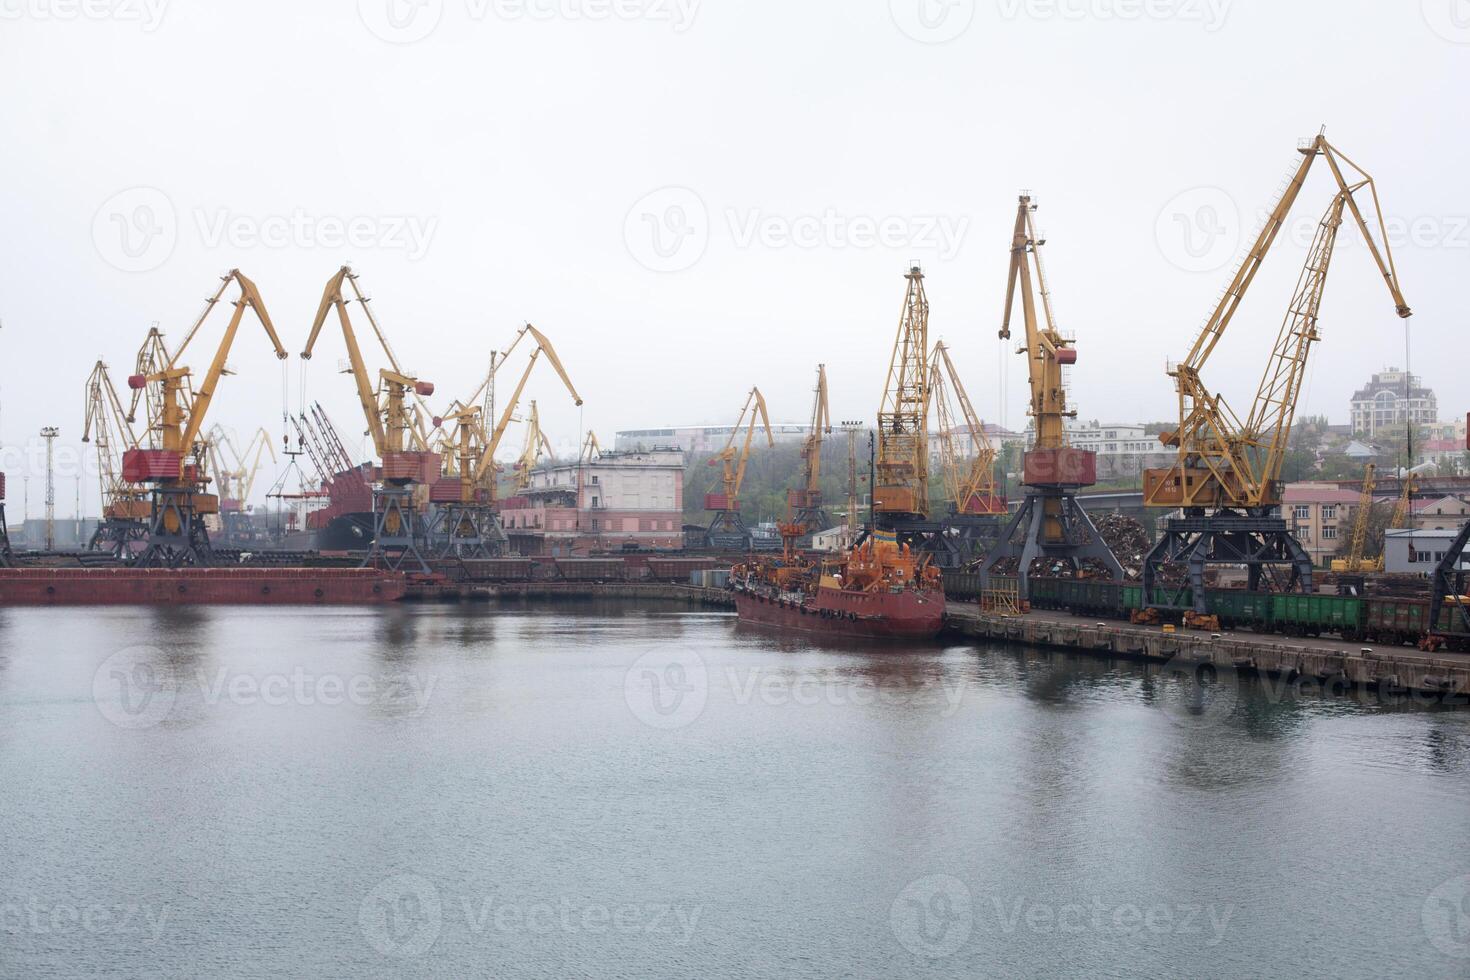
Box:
0 601 1467 979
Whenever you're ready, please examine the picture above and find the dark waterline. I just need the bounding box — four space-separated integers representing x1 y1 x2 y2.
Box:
0 601 1467 978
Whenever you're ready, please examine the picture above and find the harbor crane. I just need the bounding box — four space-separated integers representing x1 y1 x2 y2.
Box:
207 425 275 546
82 359 150 558
874 266 932 525
1334 463 1379 574
786 365 832 539
704 387 773 550
927 342 1008 566
979 195 1123 599
580 430 602 463
125 269 289 567
513 400 555 493
302 266 438 572
439 323 582 557
1142 133 1411 613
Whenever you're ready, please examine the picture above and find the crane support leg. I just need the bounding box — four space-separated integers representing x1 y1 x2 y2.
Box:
429 504 504 560
89 518 148 561
1142 510 1312 614
705 509 754 551
790 504 832 543
134 488 215 568
368 487 430 574
978 489 1123 600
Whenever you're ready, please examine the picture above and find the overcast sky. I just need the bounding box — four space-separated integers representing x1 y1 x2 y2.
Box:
0 0 1465 516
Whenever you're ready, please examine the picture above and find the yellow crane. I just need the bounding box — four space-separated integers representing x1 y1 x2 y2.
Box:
580 430 602 463
1142 133 1411 611
302 266 438 570
979 196 1122 597
513 400 555 493
786 365 832 537
928 342 1004 516
125 269 288 566
705 387 773 550
1333 463 1378 573
874 267 931 520
429 324 582 557
82 359 150 557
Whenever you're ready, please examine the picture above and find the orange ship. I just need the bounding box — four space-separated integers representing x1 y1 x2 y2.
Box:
730 530 945 640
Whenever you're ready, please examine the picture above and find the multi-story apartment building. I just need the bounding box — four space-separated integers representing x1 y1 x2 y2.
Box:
1282 482 1361 567
1350 367 1437 438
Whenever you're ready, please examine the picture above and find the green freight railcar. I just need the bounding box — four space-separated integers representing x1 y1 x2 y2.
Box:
1269 593 1360 638
1062 579 1125 617
1201 589 1275 630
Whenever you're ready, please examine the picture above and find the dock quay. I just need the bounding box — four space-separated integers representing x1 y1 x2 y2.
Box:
943 602 1470 699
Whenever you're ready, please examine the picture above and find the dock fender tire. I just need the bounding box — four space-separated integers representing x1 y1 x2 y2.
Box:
261 586 271 596
314 588 325 599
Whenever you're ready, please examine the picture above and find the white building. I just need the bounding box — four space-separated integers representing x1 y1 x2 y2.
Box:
1350 368 1437 438
1023 421 1159 456
615 424 813 455
1385 528 1470 574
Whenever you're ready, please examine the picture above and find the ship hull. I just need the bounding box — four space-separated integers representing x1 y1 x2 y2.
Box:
0 567 406 606
733 586 944 640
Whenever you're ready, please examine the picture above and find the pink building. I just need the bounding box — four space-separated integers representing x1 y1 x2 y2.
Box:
1283 482 1362 567
499 448 685 555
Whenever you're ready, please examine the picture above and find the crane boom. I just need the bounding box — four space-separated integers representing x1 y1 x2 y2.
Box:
471 325 583 487
303 267 387 454
169 270 289 455
709 387 773 505
1148 134 1411 510
801 365 830 495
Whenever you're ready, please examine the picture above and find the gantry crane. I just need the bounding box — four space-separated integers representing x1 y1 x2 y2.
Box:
785 365 832 539
979 195 1122 599
1333 463 1378 574
704 387 773 550
83 359 151 558
124 270 289 567
206 425 276 546
513 400 555 493
439 323 582 557
302 266 438 572
874 267 931 525
928 342 1008 565
1142 133 1411 612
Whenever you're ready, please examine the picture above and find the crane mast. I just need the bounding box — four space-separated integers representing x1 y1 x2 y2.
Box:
1142 134 1412 615
874 267 931 520
704 387 774 550
979 196 1122 599
787 365 832 538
